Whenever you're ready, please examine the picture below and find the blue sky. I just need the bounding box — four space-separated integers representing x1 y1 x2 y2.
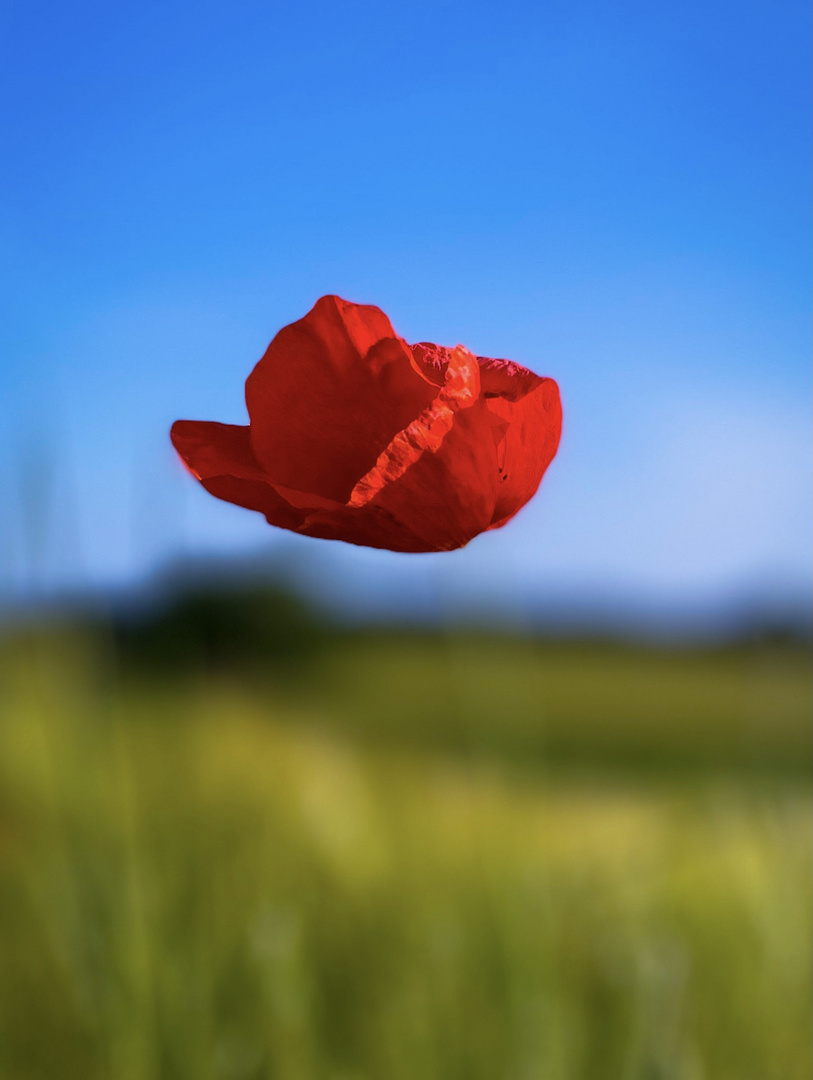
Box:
1 0 810 624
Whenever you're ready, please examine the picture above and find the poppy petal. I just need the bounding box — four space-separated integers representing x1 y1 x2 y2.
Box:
477 355 547 402
245 295 437 503
170 420 306 531
410 342 451 387
479 367 562 529
415 350 562 529
170 298 562 553
300 396 503 552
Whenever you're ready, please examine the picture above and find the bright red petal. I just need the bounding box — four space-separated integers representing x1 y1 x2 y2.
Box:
171 304 562 554
476 359 562 529
170 420 306 530
299 397 504 552
414 348 562 530
245 296 437 503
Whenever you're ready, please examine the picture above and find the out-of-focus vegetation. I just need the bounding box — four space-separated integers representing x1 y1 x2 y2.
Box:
0 587 810 1079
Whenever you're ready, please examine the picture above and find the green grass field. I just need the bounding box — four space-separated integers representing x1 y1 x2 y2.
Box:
0 627 810 1079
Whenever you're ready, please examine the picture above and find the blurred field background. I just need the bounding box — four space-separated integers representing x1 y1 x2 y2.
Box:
0 584 810 1080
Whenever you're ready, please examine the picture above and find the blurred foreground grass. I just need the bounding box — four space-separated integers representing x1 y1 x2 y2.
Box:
0 624 810 1079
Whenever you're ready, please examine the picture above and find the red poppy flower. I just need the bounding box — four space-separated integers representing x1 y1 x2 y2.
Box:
170 295 561 553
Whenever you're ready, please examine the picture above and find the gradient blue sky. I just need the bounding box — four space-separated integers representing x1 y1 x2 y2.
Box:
1 0 810 621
